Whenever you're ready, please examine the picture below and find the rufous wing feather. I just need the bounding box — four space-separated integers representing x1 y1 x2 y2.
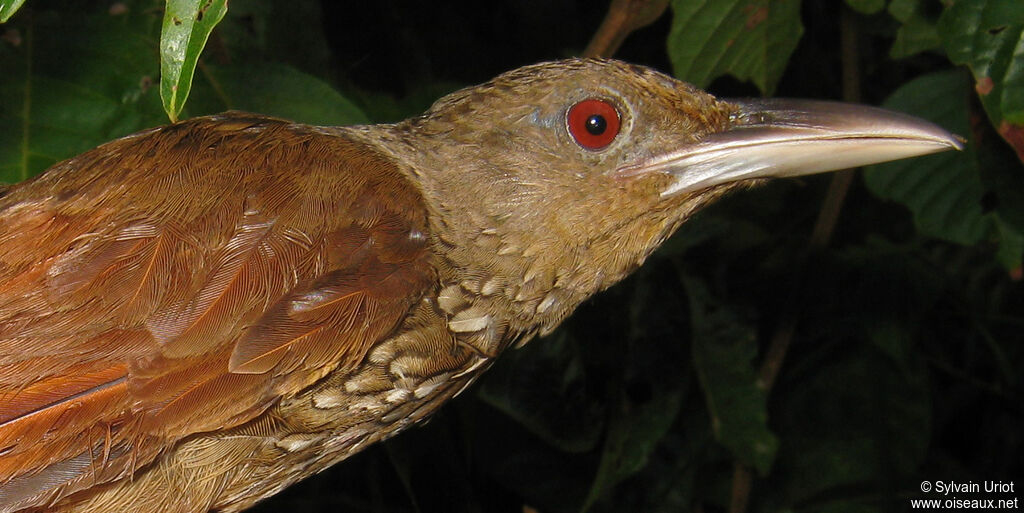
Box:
0 113 436 512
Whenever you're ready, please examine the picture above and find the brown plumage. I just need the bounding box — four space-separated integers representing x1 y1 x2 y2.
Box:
0 59 960 512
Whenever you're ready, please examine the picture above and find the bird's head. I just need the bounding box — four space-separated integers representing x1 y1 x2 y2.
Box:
373 58 962 333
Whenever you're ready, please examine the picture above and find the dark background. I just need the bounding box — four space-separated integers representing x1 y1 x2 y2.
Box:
0 1 1021 512
256 2 1022 512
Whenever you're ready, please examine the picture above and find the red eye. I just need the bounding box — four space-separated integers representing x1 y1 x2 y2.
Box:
566 99 621 150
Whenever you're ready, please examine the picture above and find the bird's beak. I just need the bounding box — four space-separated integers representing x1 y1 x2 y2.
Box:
616 98 965 197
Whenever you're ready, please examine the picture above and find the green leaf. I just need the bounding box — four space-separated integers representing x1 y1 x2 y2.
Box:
0 0 26 23
864 69 1024 268
767 247 937 504
188 62 368 125
581 271 690 511
769 342 931 506
975 107 1024 265
0 5 165 183
355 81 464 123
845 0 885 15
477 330 605 453
583 386 685 512
685 276 777 475
888 0 941 58
938 0 1024 159
995 216 1024 269
864 71 987 243
0 2 367 184
159 0 228 122
667 0 802 94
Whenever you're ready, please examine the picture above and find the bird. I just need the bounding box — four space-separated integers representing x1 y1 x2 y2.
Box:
0 58 961 512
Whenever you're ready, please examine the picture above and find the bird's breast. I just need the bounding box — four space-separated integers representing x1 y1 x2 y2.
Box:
172 278 516 511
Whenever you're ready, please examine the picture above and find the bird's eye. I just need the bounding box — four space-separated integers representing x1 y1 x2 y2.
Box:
567 99 621 150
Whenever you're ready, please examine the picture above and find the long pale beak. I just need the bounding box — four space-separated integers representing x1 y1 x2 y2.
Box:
618 98 965 197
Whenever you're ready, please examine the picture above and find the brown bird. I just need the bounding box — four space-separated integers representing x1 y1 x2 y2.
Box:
0 58 960 512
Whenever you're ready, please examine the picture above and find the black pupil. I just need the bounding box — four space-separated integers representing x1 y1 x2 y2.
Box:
584 114 607 135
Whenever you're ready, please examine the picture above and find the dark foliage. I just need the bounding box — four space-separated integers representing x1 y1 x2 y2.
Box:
0 1 1021 512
